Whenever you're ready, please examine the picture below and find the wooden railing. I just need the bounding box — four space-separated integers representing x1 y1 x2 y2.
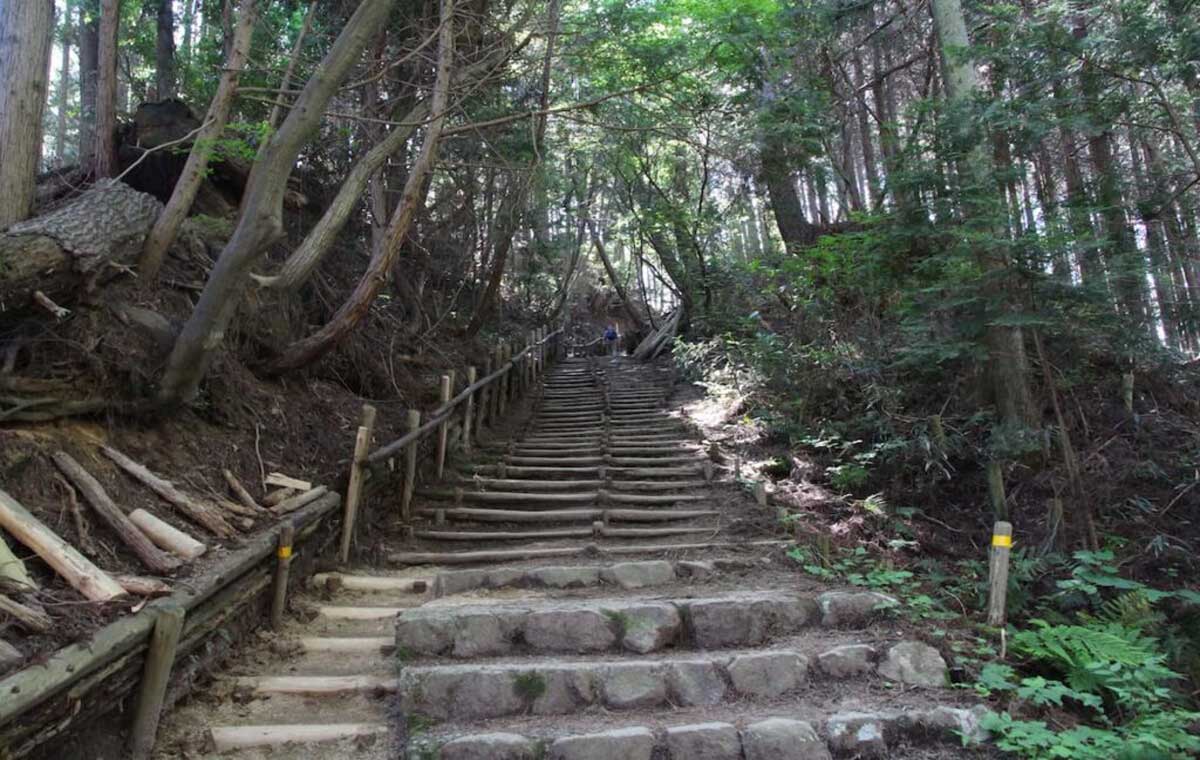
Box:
338 326 564 562
0 325 565 759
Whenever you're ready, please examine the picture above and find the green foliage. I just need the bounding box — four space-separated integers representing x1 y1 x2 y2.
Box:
513 670 547 704
974 554 1200 760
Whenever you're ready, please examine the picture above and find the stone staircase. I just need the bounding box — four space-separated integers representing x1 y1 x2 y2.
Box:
154 356 993 759
392 357 991 759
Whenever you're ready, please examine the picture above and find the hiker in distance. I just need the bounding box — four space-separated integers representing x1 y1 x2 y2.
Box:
604 324 620 356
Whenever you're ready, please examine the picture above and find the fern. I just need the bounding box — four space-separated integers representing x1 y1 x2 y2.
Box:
1012 620 1180 707
1082 591 1160 630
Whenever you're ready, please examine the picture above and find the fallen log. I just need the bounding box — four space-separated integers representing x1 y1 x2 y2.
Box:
0 535 36 591
115 576 172 597
128 510 206 560
100 446 236 539
0 639 21 676
0 488 125 602
0 183 162 315
52 452 182 575
271 486 329 516
0 594 52 633
265 473 311 491
262 488 297 507
222 469 263 512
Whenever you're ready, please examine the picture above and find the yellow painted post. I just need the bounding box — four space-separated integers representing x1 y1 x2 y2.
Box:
270 522 294 628
987 521 1013 626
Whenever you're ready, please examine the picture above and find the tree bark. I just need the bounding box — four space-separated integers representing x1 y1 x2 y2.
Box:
263 0 454 373
465 0 560 337
930 0 1033 431
157 0 398 404
139 0 258 282
155 0 176 99
78 0 99 169
588 219 646 331
0 183 162 313
93 0 121 178
52 452 182 575
55 3 73 169
0 0 55 228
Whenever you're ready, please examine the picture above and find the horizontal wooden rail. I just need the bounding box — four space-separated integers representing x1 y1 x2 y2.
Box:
0 492 341 749
365 327 562 465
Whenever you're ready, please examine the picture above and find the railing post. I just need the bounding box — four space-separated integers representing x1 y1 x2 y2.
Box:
436 370 454 479
493 345 504 420
463 366 476 454
479 357 492 430
499 343 511 416
271 522 294 628
129 603 185 759
340 403 377 565
527 331 536 390
402 409 420 521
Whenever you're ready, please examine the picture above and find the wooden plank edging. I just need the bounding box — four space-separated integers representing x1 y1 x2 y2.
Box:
0 492 341 729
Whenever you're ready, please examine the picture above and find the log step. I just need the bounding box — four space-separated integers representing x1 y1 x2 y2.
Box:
299 637 395 653
416 507 720 523
234 675 400 696
415 525 715 542
317 606 403 620
209 724 390 752
389 540 789 565
417 489 709 505
311 573 428 593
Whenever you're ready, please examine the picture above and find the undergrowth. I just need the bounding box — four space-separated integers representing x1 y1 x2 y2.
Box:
788 533 1200 758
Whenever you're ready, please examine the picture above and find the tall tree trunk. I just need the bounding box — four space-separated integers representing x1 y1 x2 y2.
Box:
182 0 196 67
139 0 259 282
263 0 455 374
55 3 73 169
0 0 55 228
465 0 560 337
1128 127 1179 347
158 0 398 404
155 0 175 99
930 0 1033 431
78 0 98 169
588 219 646 331
93 0 120 178
852 51 882 209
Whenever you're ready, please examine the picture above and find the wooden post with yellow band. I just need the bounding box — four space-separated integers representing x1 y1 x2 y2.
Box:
986 521 1013 626
271 522 295 629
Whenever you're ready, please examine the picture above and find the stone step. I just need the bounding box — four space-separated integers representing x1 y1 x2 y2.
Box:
404 704 991 759
396 590 898 659
396 640 950 722
430 559 727 597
